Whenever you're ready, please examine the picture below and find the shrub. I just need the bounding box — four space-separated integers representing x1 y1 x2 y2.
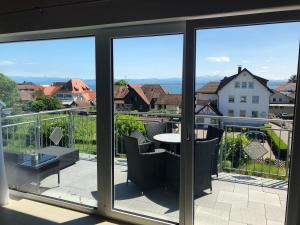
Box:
114 114 146 154
223 134 249 168
40 116 70 147
265 129 288 160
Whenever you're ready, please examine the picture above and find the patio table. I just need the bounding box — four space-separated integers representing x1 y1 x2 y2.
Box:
153 133 181 153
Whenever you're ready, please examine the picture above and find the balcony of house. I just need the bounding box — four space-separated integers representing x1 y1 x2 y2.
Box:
2 108 291 225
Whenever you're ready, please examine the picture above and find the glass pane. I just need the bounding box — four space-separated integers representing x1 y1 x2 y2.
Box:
112 34 183 223
194 22 300 225
0 37 97 207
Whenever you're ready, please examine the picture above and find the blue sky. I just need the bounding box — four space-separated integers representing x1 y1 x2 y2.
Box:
0 22 299 80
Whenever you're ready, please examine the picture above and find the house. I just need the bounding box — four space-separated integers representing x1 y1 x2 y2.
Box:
270 89 295 104
124 84 150 112
195 102 222 127
113 85 129 111
16 82 44 101
196 66 272 125
43 79 96 106
113 84 170 112
155 94 182 113
141 84 169 110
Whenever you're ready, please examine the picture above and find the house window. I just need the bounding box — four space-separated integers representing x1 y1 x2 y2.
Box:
235 82 240 88
252 111 258 118
228 109 234 117
241 82 247 88
279 98 282 102
248 82 254 88
252 96 259 104
273 98 276 102
240 96 247 103
240 110 246 117
228 96 235 103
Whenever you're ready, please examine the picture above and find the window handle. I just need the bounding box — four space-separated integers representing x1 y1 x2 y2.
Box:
186 128 190 141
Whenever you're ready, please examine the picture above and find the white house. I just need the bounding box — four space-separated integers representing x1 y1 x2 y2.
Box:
196 67 272 125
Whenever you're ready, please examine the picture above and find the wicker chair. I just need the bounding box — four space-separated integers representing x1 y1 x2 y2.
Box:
144 122 167 148
194 137 219 195
130 130 154 153
165 138 218 196
206 126 224 177
123 135 166 190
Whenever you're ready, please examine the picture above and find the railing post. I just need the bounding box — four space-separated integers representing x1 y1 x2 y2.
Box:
69 112 74 148
35 114 41 151
286 130 291 178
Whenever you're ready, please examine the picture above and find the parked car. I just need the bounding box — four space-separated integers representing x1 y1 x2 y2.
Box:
245 131 267 143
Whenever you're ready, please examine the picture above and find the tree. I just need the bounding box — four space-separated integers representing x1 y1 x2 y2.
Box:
0 73 19 107
114 79 128 86
30 95 61 112
288 74 297 83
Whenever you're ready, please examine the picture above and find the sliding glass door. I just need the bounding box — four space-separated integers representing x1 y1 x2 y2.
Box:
185 19 300 225
97 23 188 225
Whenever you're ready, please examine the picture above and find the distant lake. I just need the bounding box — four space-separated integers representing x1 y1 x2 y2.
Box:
86 81 281 94
12 77 284 95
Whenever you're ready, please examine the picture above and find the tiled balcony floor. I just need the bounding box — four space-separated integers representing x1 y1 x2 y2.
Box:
39 159 287 225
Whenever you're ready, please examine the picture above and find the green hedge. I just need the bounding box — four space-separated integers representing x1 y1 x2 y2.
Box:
114 114 145 154
265 129 288 160
223 134 249 168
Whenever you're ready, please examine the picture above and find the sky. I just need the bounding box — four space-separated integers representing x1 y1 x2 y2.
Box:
0 22 299 80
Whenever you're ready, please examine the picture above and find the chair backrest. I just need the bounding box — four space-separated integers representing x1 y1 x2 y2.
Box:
130 130 147 145
123 135 140 174
144 123 166 140
194 138 219 194
206 125 224 144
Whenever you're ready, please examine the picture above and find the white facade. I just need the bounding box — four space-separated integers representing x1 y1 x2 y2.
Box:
218 70 271 125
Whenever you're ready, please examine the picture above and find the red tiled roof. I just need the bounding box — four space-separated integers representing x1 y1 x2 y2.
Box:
43 85 63 96
128 84 150 105
156 94 182 106
197 82 220 94
275 82 296 92
141 84 169 102
17 84 44 91
82 91 96 101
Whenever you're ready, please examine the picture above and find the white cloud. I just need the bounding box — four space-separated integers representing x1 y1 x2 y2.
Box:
0 60 15 66
206 56 230 63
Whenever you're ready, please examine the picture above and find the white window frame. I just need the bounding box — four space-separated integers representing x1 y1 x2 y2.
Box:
235 81 240 88
228 109 234 116
228 96 235 103
240 96 247 103
252 110 258 118
240 110 246 117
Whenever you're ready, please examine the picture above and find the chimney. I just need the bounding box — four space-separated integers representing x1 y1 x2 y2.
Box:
238 65 242 73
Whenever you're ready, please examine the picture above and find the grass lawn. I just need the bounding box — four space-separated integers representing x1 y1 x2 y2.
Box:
237 161 286 179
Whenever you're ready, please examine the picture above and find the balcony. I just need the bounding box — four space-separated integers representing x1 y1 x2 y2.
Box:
2 108 290 225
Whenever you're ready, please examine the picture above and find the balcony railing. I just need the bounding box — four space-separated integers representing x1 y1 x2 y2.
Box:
1 108 292 179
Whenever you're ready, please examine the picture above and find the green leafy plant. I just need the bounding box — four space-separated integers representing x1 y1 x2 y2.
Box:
114 114 145 154
265 129 288 160
223 134 249 168
30 95 61 112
